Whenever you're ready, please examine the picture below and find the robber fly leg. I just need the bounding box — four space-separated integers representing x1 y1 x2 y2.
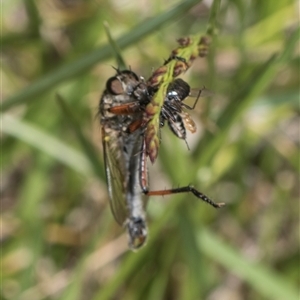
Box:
139 139 149 193
108 101 142 115
146 185 225 208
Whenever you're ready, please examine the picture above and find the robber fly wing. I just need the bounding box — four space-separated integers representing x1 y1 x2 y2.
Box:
102 128 128 226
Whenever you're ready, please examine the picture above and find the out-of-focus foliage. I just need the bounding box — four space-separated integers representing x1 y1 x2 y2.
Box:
1 0 299 300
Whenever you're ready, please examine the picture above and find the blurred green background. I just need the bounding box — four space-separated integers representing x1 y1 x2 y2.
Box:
1 0 299 299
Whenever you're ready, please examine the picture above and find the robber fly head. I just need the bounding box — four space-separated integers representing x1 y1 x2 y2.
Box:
106 70 140 95
107 69 149 104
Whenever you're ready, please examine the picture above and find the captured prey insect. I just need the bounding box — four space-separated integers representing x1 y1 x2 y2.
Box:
144 35 211 163
99 69 224 250
160 78 199 141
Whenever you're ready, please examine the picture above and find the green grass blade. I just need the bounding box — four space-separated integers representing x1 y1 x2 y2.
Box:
103 21 127 70
3 1 297 299
206 0 220 36
198 229 299 300
195 26 299 166
2 0 201 112
2 114 93 175
56 94 105 180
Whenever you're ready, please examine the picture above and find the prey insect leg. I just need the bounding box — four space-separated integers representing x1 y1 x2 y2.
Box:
182 88 204 110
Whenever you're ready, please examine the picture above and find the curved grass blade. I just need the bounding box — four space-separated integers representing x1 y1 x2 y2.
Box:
56 93 105 180
206 0 220 36
145 34 210 162
103 21 127 70
198 229 299 300
2 0 201 112
2 114 93 176
194 26 300 166
143 0 221 163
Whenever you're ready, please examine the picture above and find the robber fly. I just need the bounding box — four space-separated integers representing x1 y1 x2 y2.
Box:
99 69 150 249
99 69 224 250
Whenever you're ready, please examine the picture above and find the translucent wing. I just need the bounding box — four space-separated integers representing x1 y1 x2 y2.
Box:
102 124 147 227
189 87 214 98
102 127 128 225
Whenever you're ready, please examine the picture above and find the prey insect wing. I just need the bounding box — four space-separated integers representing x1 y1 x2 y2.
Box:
190 87 213 98
182 111 197 134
